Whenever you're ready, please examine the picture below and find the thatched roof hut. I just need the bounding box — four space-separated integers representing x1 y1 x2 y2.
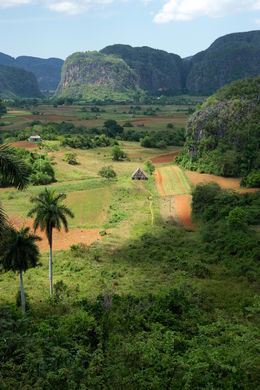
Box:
132 168 148 180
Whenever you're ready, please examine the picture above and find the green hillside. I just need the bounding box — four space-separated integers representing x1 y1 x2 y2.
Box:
186 31 260 95
176 77 260 184
56 51 139 102
0 64 42 98
101 44 184 95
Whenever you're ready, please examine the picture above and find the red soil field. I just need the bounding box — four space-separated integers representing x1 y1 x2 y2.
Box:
9 217 101 252
151 151 180 164
129 116 187 126
10 141 39 150
174 194 195 229
155 169 166 196
185 171 241 189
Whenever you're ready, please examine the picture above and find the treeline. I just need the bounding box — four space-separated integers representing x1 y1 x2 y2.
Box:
3 119 185 150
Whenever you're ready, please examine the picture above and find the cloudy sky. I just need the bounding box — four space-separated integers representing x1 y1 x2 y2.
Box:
1 0 260 59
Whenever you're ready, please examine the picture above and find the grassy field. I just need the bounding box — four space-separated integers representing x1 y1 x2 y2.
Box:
156 165 191 196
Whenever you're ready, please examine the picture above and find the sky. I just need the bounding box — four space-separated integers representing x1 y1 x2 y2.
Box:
0 0 260 60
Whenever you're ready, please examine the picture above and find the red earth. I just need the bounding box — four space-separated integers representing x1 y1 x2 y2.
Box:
151 151 180 165
9 217 101 252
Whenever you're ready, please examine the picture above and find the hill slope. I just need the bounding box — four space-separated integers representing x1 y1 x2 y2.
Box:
0 53 63 91
0 64 42 98
186 30 260 95
101 44 184 95
176 77 260 181
56 51 139 102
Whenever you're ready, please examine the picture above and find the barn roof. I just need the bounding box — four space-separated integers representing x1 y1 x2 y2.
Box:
132 167 148 180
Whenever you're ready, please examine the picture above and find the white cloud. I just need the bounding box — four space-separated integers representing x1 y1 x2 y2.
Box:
47 0 114 14
0 0 32 8
154 0 260 24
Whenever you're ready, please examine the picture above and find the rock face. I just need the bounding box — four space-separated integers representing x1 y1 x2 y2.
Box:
0 64 42 98
0 52 63 91
186 31 260 95
56 51 138 101
176 77 260 177
101 44 184 95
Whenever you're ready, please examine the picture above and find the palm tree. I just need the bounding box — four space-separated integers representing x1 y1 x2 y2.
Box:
0 144 29 237
28 188 74 295
1 227 41 314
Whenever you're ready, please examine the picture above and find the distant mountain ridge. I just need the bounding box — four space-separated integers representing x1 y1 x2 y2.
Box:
0 64 42 98
57 30 260 100
0 53 63 91
1 30 260 99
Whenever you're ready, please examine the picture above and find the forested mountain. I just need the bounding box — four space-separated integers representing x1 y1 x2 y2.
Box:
1 30 260 99
101 44 184 94
56 31 260 100
0 64 42 98
56 51 139 101
0 52 63 91
176 77 260 184
186 30 260 95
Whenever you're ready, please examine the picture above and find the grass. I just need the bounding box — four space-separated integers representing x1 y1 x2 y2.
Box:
67 187 111 228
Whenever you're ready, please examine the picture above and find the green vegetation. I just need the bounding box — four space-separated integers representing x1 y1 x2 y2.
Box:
145 160 155 175
56 51 139 102
64 152 79 165
0 99 259 388
1 226 40 314
0 64 42 99
98 166 116 180
110 145 127 161
176 77 260 184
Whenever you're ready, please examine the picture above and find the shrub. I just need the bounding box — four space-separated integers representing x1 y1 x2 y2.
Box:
99 166 116 180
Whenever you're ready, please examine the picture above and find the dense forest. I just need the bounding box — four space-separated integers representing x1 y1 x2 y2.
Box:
176 77 260 186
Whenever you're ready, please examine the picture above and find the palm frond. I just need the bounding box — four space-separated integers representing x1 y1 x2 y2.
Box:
0 144 30 190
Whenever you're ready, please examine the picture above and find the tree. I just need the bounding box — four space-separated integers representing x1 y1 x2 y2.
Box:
0 144 29 238
110 146 127 161
1 227 40 314
0 99 7 118
64 152 79 165
99 166 116 180
28 188 74 295
145 160 155 175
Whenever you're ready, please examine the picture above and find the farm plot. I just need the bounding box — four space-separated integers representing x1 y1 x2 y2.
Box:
67 188 111 228
155 165 191 196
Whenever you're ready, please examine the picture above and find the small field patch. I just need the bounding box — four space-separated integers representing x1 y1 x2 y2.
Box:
186 171 241 189
155 166 191 196
67 188 111 228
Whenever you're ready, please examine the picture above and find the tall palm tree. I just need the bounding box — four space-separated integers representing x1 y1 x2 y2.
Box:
1 227 41 314
0 144 29 237
28 188 74 295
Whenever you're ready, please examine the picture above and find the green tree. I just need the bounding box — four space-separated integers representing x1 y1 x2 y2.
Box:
99 166 116 180
1 227 40 314
145 160 155 175
28 188 74 295
110 146 127 161
64 152 79 165
0 144 29 237
0 99 7 118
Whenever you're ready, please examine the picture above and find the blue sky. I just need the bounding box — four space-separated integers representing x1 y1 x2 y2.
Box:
1 0 260 60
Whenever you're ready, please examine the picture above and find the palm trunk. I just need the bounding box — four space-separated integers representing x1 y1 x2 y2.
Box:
20 271 25 314
49 229 53 295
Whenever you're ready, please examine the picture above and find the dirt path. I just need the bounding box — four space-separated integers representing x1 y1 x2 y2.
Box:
155 169 166 196
9 217 101 252
174 195 194 229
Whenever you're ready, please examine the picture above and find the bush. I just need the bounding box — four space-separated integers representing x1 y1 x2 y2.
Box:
99 166 116 180
110 146 127 161
64 152 79 165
